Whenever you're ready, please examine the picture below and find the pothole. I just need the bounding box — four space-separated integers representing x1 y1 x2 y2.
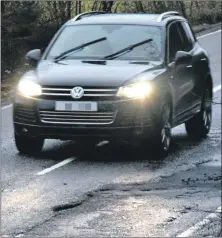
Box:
166 216 177 222
52 200 84 212
14 233 25 237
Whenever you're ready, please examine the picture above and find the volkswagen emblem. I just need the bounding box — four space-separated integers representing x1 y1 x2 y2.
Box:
71 86 84 99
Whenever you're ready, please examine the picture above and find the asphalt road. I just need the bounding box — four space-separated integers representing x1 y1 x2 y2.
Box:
1 30 221 237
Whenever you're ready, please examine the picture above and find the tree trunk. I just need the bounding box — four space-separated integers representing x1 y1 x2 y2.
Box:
177 1 187 18
66 1 71 19
58 1 66 23
135 1 144 12
78 1 82 13
1 1 5 15
101 1 114 12
75 1 78 15
92 1 98 11
189 1 193 17
153 1 157 12
52 1 58 24
167 1 175 11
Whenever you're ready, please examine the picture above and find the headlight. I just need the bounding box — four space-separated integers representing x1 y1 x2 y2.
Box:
117 82 152 99
18 80 42 97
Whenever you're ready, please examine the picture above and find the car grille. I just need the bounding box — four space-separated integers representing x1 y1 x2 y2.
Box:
15 106 37 123
39 110 117 125
39 86 118 101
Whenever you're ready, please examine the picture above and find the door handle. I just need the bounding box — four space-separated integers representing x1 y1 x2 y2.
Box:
201 58 207 61
186 65 192 68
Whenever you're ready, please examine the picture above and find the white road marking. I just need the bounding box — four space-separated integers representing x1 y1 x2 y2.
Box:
197 29 221 39
36 157 76 176
213 84 221 93
97 141 109 147
1 104 12 110
177 206 221 237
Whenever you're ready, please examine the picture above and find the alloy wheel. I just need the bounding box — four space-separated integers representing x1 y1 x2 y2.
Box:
203 89 212 130
161 121 171 151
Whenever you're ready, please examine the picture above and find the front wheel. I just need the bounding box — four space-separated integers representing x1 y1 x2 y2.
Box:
151 103 172 157
185 87 212 139
15 134 44 155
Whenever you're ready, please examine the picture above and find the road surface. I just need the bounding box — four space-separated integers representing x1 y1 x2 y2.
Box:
1 29 221 237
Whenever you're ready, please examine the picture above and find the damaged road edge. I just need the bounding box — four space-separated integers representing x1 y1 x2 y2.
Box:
177 206 222 237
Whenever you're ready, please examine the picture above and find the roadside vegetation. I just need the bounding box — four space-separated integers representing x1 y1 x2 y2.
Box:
1 0 222 98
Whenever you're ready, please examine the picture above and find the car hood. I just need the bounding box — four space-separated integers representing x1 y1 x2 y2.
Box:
33 60 164 87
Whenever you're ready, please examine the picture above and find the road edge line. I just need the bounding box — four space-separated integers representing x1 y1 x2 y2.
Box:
177 206 221 237
197 29 221 39
36 157 76 176
213 84 221 93
1 104 12 110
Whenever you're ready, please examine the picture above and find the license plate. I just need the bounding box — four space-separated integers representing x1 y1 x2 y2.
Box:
55 101 98 111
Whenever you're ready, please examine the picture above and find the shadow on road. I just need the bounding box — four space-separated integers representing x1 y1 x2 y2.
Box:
17 133 207 166
78 133 206 164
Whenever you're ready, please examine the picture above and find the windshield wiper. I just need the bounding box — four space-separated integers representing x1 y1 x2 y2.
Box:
101 38 153 60
54 37 107 62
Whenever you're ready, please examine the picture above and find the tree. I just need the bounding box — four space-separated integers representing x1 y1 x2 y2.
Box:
176 1 187 18
101 1 115 12
135 1 144 12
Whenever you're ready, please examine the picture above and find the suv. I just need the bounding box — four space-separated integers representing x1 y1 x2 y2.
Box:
13 11 213 156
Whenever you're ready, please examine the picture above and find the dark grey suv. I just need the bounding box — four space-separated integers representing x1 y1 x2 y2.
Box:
13 11 213 156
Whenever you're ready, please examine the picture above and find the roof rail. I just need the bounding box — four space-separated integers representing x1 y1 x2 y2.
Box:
72 11 108 21
157 11 181 22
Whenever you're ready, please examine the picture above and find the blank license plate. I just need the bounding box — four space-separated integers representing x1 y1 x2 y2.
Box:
55 101 98 111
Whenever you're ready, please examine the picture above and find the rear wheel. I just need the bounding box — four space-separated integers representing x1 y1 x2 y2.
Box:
151 103 172 157
185 87 212 138
15 134 44 155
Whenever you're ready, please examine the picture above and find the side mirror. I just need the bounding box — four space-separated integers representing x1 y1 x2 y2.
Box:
25 49 41 66
175 51 192 66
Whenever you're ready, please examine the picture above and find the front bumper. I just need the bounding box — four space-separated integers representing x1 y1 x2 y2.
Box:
13 94 159 141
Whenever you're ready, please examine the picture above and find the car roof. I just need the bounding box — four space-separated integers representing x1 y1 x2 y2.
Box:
66 13 186 27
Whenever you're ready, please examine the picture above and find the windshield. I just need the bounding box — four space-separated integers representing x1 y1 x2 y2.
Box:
46 24 164 61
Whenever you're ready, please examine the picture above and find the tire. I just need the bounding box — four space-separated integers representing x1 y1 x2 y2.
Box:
185 87 212 139
151 103 172 157
15 134 44 155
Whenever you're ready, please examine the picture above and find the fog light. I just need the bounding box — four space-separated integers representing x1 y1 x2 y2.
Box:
22 127 28 133
134 127 144 136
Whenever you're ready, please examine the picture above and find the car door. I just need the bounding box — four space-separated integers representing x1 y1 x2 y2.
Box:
181 21 209 105
167 21 195 120
178 21 202 109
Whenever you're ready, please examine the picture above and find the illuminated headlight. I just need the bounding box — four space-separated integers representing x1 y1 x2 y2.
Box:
117 82 152 99
18 80 42 97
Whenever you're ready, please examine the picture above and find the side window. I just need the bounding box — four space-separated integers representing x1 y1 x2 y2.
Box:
182 22 196 44
168 23 183 63
176 22 193 52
